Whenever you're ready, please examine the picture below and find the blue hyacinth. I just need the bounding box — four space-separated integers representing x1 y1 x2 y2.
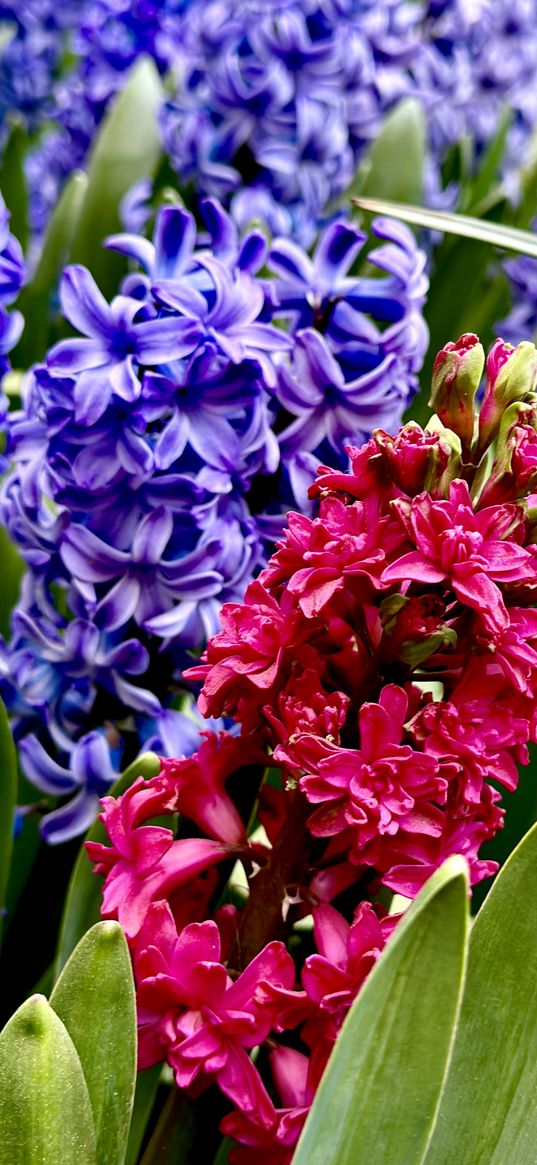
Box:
13 0 537 244
0 198 428 840
0 193 25 398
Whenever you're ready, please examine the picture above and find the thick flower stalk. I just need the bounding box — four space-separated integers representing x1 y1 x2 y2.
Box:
0 200 427 840
90 333 537 1162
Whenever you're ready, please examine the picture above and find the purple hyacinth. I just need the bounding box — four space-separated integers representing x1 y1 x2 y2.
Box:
22 0 422 242
498 228 537 348
412 0 537 199
11 0 537 243
0 192 25 410
1 199 427 841
160 0 420 243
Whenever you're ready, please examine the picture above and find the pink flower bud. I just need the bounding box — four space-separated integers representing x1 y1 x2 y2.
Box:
478 339 537 453
429 333 484 452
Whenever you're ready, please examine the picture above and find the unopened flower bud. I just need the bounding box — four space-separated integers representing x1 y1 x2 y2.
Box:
429 333 484 453
423 418 462 497
477 402 537 506
478 339 537 454
374 421 460 498
374 423 436 494
380 593 456 666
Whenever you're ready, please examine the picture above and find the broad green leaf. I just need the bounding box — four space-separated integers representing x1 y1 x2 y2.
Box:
424 820 537 1165
54 751 160 975
15 171 88 366
0 698 18 949
0 120 29 251
405 231 510 427
51 921 136 1165
293 857 469 1165
359 98 426 205
0 994 96 1164
125 1067 162 1165
69 58 163 293
353 197 537 258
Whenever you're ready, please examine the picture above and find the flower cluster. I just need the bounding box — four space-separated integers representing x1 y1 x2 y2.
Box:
20 0 422 243
0 193 25 392
13 1 537 243
412 0 537 202
23 0 191 235
0 2 75 137
0 198 427 841
160 0 420 244
90 333 537 1162
499 240 537 349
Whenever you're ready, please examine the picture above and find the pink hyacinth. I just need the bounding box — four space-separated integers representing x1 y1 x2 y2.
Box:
90 336 537 1163
382 480 533 634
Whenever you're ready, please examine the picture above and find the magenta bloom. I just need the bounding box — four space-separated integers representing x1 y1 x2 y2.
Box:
87 777 235 939
135 902 295 1118
91 336 537 1164
281 685 446 867
383 480 533 633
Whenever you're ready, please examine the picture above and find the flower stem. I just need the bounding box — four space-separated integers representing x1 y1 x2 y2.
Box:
228 788 313 972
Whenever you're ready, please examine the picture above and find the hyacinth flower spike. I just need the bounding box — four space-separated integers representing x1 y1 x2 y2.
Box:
90 335 537 1162
1 200 428 841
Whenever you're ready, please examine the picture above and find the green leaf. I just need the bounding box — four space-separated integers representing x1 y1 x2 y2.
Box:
0 698 18 949
212 1138 236 1165
293 857 469 1165
51 921 136 1165
0 994 96 1164
0 120 29 251
461 109 511 216
139 1089 197 1165
472 743 537 911
405 230 510 427
54 752 160 976
69 58 163 294
423 820 537 1165
15 171 88 366
353 196 537 258
0 526 24 640
358 98 426 205
125 1067 162 1165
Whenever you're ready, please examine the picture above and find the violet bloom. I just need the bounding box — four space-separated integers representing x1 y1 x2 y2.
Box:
271 216 428 458
0 192 25 379
1 200 428 840
161 0 420 243
18 730 119 845
48 265 200 424
412 0 537 200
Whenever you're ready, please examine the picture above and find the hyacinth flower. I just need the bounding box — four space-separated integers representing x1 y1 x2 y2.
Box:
0 199 428 841
89 332 537 1162
0 193 25 377
411 0 537 204
10 0 537 244
160 0 421 242
21 0 422 242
